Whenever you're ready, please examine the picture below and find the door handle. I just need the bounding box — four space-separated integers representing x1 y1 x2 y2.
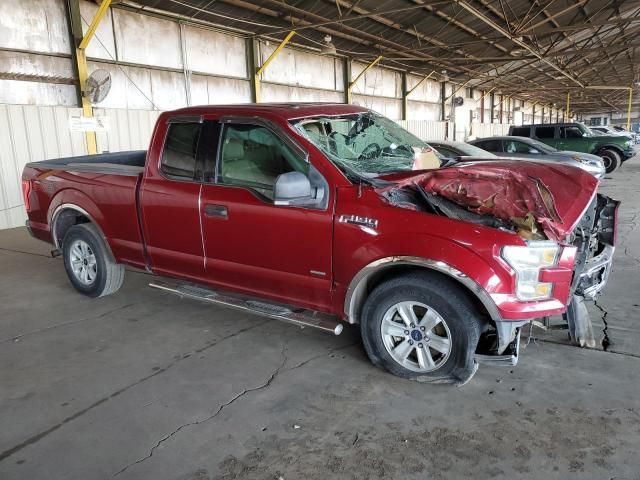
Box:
204 204 228 219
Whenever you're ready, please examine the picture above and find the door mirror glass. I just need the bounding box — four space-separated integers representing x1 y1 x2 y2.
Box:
274 172 313 206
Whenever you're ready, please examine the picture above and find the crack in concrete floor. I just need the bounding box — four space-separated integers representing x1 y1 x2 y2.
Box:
0 319 271 463
112 342 359 477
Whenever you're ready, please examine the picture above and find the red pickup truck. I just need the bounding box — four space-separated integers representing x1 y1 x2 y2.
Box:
22 104 618 384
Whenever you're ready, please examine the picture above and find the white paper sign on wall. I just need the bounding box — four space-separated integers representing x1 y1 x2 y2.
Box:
68 115 109 132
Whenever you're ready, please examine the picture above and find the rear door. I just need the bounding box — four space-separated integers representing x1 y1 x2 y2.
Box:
140 117 206 280
532 125 559 149
198 118 334 311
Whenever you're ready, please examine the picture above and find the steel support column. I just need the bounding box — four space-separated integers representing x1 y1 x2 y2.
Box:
344 58 352 104
532 102 536 123
490 92 495 123
441 82 447 121
401 72 408 120
627 87 634 131
67 0 112 154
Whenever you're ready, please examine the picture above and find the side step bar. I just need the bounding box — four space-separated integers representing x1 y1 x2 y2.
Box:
149 281 343 335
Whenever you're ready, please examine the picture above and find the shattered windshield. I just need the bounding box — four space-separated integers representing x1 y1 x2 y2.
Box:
292 112 442 179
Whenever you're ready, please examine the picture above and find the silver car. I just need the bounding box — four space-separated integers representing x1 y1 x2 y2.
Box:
467 136 605 179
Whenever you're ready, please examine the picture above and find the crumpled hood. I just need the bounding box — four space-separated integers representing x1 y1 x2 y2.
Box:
380 160 599 241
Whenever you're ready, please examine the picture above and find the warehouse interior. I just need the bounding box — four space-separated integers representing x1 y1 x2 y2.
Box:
1 1 640 479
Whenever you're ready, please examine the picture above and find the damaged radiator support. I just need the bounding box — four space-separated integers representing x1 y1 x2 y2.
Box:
563 195 619 348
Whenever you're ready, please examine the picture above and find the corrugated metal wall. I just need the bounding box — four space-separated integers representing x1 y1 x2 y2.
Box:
470 123 512 139
396 120 447 141
0 105 163 230
0 104 86 230
94 108 161 152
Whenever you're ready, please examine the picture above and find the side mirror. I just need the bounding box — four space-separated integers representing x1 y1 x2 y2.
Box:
274 171 313 206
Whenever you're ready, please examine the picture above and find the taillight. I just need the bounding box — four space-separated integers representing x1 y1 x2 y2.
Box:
21 180 32 212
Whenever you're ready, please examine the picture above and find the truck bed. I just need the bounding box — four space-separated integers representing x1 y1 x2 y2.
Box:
23 150 147 268
25 150 146 176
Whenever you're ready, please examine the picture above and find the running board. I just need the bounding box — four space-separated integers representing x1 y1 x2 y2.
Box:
149 281 343 335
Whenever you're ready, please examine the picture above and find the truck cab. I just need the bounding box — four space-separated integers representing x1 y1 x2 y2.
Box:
22 104 619 385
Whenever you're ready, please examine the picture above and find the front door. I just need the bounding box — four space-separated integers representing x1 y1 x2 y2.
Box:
557 125 586 151
199 120 334 311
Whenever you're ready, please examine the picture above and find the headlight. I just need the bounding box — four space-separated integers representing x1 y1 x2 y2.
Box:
502 241 560 301
626 140 633 147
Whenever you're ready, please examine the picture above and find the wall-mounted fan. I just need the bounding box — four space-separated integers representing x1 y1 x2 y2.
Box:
85 69 111 104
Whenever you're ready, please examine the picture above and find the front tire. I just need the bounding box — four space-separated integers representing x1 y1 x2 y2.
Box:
62 224 124 298
600 149 621 173
360 271 483 385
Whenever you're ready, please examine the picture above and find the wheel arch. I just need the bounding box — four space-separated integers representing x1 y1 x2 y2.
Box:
51 204 115 261
596 144 624 155
344 256 501 325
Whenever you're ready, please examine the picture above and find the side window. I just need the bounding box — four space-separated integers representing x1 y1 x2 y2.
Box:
560 126 583 139
505 140 538 154
510 127 530 137
218 123 308 199
475 140 502 152
534 126 555 139
161 122 201 180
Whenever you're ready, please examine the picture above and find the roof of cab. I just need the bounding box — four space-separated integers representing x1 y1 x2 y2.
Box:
167 103 369 121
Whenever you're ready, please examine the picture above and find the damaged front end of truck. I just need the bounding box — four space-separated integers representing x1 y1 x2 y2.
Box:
379 161 620 353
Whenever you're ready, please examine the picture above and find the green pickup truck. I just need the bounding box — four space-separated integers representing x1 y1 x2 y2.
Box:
509 122 635 173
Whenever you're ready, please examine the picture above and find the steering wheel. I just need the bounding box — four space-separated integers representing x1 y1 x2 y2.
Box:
358 143 382 161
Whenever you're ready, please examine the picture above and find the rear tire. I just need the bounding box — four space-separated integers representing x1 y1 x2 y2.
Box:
600 149 621 173
62 224 124 298
360 271 483 385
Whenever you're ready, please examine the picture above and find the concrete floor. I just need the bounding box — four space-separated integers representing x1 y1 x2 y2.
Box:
1 158 640 480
